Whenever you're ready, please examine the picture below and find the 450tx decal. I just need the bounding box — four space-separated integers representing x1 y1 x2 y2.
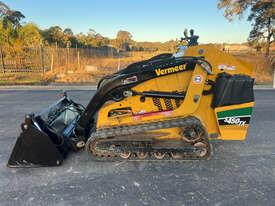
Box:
218 116 251 126
217 107 253 127
223 117 246 126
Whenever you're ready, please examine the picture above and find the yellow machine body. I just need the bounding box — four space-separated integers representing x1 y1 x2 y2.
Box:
96 45 254 141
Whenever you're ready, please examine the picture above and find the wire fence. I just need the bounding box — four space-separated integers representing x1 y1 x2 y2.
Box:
1 45 273 75
0 46 118 74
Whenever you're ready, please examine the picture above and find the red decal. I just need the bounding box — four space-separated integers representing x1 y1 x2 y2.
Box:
133 110 172 120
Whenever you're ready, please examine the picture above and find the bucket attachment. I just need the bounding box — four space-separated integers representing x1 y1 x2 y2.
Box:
7 96 84 167
8 123 64 167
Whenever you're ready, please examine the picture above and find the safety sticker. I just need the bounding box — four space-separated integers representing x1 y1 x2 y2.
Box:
123 76 138 84
218 64 236 71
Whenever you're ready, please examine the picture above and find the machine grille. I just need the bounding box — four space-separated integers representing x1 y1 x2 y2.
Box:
164 98 173 110
152 98 183 111
152 98 163 111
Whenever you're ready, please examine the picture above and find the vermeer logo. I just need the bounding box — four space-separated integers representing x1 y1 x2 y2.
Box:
155 64 186 76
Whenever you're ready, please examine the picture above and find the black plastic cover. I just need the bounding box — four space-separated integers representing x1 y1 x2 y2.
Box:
212 72 254 108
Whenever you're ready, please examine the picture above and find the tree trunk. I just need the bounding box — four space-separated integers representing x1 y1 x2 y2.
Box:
265 37 270 56
265 18 271 56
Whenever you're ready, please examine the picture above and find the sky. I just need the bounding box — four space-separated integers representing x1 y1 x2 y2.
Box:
3 0 252 43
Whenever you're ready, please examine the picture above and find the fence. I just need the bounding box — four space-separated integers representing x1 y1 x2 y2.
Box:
2 45 271 75
0 46 118 74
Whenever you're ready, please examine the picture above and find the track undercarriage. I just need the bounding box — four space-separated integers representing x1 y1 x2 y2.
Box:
86 116 211 161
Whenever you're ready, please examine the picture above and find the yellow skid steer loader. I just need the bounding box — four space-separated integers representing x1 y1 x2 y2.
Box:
8 30 254 167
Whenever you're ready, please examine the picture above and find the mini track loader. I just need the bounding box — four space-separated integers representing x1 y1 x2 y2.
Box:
8 30 255 167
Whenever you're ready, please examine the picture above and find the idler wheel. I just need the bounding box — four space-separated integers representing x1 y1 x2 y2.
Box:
119 152 131 159
153 152 166 160
136 152 148 159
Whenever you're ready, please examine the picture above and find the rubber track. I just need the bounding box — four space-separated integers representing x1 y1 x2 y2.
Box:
85 116 211 161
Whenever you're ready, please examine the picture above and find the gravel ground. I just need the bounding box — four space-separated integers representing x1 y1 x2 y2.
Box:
0 89 275 206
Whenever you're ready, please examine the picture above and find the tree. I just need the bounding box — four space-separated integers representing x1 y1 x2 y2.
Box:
116 30 132 42
0 1 25 51
76 33 88 48
86 28 109 47
116 30 133 51
63 28 79 47
18 23 41 47
88 28 97 38
63 28 73 36
87 28 100 47
247 1 274 55
218 0 274 56
0 1 25 29
0 19 9 46
42 26 68 47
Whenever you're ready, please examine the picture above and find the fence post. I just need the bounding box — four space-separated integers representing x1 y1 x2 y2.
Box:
50 52 54 72
117 54 121 71
273 67 275 89
55 42 59 67
66 46 69 67
77 50 80 69
0 47 5 74
39 44 45 73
